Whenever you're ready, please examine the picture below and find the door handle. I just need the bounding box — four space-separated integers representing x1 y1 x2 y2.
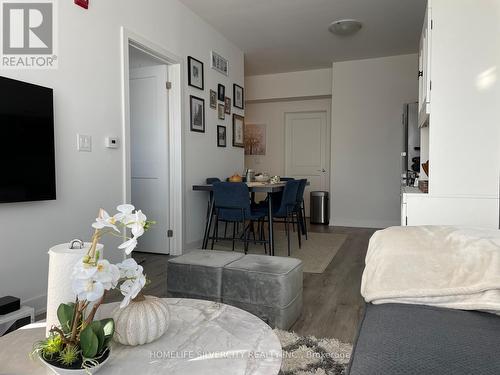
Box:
317 169 326 173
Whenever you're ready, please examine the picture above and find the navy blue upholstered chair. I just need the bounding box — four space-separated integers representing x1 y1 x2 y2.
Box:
271 180 301 256
211 182 267 253
295 179 308 241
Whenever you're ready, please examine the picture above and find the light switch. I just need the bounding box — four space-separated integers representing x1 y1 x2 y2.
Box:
77 134 92 152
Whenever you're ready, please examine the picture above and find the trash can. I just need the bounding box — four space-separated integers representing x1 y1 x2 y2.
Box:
310 191 329 225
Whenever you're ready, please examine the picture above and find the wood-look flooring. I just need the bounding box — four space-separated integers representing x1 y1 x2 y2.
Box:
133 224 375 344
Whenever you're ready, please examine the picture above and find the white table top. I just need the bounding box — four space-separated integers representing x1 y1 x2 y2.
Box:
0 298 282 375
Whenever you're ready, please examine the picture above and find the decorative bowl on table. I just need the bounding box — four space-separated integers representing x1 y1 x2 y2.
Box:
39 348 111 375
254 174 270 183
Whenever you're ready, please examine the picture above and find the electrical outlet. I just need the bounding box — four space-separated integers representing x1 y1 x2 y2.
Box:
77 134 92 152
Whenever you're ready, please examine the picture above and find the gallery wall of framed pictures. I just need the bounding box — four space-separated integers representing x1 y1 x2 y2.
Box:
187 52 245 150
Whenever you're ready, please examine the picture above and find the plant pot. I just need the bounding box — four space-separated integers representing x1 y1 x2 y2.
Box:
112 295 169 346
39 348 111 375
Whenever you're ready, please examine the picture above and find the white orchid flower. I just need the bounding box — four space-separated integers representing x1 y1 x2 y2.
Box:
92 210 120 232
72 278 105 302
127 210 147 238
118 237 138 255
94 260 120 289
119 273 146 308
72 258 98 280
117 258 141 278
114 204 135 223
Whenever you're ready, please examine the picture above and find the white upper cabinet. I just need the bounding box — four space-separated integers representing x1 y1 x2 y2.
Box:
418 2 432 127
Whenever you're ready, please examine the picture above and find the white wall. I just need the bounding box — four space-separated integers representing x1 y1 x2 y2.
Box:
246 68 332 101
0 0 244 313
331 54 418 228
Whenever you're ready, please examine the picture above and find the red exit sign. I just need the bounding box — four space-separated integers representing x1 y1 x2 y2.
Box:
74 0 89 9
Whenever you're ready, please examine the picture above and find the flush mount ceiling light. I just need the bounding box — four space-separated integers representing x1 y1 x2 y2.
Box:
328 19 363 36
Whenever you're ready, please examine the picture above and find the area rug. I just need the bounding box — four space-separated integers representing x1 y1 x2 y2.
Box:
211 231 347 273
274 329 352 375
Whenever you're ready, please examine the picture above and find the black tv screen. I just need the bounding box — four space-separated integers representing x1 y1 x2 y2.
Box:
0 76 56 203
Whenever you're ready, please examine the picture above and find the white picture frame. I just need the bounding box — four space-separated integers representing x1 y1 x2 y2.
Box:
211 51 229 76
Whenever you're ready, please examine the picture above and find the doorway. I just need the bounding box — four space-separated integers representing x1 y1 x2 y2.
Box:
285 111 329 214
121 28 183 256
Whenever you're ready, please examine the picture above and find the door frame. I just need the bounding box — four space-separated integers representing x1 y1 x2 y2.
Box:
120 27 184 256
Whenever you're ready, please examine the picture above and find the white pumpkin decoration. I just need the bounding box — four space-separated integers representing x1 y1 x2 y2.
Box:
112 295 170 346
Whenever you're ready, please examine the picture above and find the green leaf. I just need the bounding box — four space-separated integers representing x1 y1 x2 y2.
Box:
56 303 75 334
90 321 105 354
100 318 115 347
80 325 99 358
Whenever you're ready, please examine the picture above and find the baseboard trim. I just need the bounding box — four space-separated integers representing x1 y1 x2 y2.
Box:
329 218 400 229
23 293 47 316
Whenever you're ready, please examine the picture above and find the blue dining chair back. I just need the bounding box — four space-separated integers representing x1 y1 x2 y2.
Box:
280 177 295 181
274 180 301 217
296 179 307 207
213 182 251 222
206 177 221 184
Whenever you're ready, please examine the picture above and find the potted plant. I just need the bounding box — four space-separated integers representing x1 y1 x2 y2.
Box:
32 204 159 374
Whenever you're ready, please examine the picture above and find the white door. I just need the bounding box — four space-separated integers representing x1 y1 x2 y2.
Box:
129 65 170 254
285 111 328 215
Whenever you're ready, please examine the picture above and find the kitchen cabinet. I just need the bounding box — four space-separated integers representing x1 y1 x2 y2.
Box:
418 2 432 127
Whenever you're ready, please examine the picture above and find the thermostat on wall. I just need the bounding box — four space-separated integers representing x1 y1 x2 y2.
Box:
105 137 119 149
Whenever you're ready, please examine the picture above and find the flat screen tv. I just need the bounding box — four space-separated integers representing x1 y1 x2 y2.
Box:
0 76 56 203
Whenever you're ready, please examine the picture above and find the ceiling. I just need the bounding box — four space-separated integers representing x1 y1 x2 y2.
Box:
179 0 427 75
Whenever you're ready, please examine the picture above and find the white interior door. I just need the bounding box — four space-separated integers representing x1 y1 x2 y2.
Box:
285 111 328 215
130 65 170 254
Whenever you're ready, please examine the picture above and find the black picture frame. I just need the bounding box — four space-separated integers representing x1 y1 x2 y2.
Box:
217 125 226 147
209 90 217 109
233 84 244 109
218 104 225 120
232 114 245 148
187 56 204 90
190 95 205 133
224 97 231 114
218 84 225 101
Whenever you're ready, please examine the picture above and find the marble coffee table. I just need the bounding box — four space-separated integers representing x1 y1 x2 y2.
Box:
0 298 283 375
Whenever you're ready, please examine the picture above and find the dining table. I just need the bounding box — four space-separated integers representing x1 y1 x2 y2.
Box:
192 182 288 256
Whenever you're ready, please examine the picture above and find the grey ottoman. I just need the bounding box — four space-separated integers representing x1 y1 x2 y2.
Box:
222 255 303 330
167 250 244 301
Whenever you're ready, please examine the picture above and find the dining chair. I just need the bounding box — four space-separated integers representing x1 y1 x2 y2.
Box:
271 180 301 256
211 182 267 253
295 179 308 241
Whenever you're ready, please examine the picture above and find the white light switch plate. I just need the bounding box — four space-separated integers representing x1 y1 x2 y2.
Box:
77 134 92 152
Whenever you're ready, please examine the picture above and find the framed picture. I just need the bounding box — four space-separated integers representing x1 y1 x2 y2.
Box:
187 56 204 90
233 84 244 109
245 123 266 155
209 90 217 109
218 104 225 120
217 125 226 147
218 84 225 101
190 95 205 133
211 51 228 76
232 114 245 147
224 97 231 114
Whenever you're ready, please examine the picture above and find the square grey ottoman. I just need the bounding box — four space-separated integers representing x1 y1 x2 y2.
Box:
167 250 245 301
222 255 303 330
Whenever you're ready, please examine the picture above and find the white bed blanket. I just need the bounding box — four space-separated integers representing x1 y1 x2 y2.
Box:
361 226 500 313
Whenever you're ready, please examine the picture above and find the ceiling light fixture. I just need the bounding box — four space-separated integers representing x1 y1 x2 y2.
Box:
328 19 363 36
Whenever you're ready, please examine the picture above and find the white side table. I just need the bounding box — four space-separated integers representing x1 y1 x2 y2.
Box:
0 305 35 336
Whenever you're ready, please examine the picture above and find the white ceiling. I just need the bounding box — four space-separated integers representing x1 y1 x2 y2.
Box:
179 0 427 75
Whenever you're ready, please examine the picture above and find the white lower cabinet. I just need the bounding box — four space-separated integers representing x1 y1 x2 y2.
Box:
401 192 499 229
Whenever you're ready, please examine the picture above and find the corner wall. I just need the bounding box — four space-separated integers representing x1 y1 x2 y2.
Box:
330 54 418 228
